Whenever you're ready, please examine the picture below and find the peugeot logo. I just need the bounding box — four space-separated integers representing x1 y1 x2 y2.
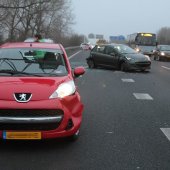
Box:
14 93 32 103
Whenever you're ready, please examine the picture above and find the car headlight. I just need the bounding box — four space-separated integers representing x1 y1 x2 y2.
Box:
135 48 140 52
125 57 135 62
145 55 151 61
126 57 131 60
50 80 76 99
161 52 165 56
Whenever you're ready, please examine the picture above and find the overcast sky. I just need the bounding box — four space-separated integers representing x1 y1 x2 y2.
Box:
72 0 170 40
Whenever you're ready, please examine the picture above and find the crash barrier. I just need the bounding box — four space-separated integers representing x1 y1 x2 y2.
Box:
65 46 81 57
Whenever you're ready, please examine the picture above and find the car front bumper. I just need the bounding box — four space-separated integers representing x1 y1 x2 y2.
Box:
0 92 83 139
159 55 170 60
126 61 151 71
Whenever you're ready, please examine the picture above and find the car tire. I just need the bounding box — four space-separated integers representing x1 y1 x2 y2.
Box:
68 129 80 142
120 62 127 72
87 59 95 68
153 55 156 60
156 56 160 61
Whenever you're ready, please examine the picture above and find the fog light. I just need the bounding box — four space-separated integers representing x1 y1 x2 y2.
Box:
65 119 74 130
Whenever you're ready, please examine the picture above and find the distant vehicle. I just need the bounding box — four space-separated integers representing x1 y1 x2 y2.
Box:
80 43 92 50
127 32 157 56
24 38 54 43
153 45 170 61
86 44 151 72
0 42 85 141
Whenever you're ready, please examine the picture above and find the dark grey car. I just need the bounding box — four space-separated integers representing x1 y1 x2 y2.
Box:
153 45 170 61
86 44 151 72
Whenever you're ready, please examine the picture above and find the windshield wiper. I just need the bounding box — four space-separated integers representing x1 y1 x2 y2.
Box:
0 70 44 77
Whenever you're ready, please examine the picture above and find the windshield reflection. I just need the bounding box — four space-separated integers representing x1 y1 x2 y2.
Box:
0 48 68 77
114 44 137 54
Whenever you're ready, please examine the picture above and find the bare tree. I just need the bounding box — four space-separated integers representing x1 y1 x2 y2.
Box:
157 27 170 45
0 0 51 9
0 0 74 43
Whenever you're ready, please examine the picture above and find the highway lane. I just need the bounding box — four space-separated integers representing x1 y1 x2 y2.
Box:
0 50 170 170
71 51 170 169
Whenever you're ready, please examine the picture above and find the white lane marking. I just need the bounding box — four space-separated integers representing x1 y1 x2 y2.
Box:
106 132 113 134
133 93 153 100
69 51 81 60
121 79 135 83
160 128 170 141
161 66 170 70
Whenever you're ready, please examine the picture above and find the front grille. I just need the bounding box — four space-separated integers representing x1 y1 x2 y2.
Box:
0 123 61 131
165 54 170 57
0 109 64 131
0 109 63 117
135 62 151 67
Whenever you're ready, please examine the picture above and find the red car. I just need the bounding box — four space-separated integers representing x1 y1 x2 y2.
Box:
0 42 85 140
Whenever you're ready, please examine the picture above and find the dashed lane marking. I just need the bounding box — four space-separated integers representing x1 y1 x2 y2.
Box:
121 79 135 83
161 66 170 70
133 93 153 100
69 51 81 60
160 128 170 141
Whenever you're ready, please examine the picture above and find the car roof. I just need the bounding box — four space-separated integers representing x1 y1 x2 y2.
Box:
0 42 62 49
96 43 126 47
158 44 170 46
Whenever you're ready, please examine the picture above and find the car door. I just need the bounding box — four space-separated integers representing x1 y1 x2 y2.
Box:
90 45 106 66
104 46 119 68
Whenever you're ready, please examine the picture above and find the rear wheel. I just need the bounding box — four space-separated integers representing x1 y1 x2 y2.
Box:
87 59 95 68
120 62 127 72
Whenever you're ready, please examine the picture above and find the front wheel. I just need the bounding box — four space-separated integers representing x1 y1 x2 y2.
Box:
87 59 95 68
156 55 160 61
120 62 127 72
153 55 156 60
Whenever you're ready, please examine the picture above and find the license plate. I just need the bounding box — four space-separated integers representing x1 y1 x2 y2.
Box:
3 131 41 140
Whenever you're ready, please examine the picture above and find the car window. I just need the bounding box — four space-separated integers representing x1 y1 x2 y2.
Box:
105 46 115 55
24 38 54 43
0 48 68 76
113 44 137 54
159 45 170 51
96 46 105 53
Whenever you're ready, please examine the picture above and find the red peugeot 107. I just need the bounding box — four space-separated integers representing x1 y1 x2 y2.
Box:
0 42 85 141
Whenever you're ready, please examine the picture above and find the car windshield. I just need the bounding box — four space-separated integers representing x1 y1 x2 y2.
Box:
0 48 68 77
113 44 137 54
159 45 170 51
136 35 156 46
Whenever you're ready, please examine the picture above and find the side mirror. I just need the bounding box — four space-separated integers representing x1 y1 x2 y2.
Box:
74 66 85 78
110 53 115 56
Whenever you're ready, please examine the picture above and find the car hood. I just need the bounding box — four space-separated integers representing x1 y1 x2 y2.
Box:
124 53 150 62
0 77 71 101
161 50 170 54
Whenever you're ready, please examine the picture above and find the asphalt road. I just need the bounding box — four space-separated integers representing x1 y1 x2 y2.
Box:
0 50 170 170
